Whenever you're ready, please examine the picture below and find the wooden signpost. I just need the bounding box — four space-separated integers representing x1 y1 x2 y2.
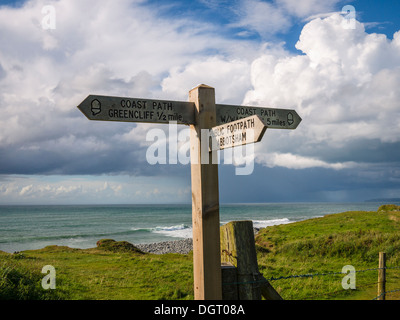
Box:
77 84 302 300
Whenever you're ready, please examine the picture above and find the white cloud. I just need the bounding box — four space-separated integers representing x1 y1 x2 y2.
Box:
19 184 34 196
276 0 341 19
235 0 291 36
0 0 399 185
244 13 400 169
231 0 343 38
0 0 249 146
162 56 252 103
0 0 265 180
256 152 357 170
0 175 191 204
16 180 84 200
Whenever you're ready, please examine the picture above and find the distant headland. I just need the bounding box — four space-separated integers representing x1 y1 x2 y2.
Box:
365 198 400 203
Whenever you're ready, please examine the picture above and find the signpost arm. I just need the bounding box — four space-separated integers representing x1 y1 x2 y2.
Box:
189 84 222 300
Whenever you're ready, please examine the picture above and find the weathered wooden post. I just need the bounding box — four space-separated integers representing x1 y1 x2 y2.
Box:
378 252 386 300
189 84 222 300
221 263 239 300
220 220 282 300
220 220 261 299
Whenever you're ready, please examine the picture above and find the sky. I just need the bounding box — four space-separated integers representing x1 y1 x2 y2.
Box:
0 0 400 204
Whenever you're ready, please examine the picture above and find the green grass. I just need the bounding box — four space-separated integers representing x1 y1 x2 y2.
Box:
1 205 400 300
0 244 194 300
0 250 66 300
255 206 400 300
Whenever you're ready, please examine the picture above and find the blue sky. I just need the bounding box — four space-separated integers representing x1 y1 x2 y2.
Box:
0 0 400 204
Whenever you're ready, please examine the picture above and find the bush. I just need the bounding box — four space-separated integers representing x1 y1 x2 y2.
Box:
378 204 400 212
96 239 145 254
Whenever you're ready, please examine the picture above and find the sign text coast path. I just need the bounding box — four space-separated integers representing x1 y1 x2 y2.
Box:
77 94 195 125
216 104 301 129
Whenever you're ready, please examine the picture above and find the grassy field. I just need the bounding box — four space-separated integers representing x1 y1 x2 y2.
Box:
255 204 400 300
1 204 400 300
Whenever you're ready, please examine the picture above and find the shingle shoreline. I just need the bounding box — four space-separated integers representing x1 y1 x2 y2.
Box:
135 228 259 254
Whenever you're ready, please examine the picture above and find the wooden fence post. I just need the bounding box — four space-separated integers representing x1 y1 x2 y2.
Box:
220 220 282 300
378 252 386 300
221 263 239 300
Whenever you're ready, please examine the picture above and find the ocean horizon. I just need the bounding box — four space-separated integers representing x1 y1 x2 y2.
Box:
0 202 397 253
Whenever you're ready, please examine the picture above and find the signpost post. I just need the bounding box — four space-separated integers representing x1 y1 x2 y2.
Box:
77 84 302 300
189 85 222 300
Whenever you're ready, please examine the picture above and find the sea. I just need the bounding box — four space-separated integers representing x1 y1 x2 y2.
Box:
0 202 397 253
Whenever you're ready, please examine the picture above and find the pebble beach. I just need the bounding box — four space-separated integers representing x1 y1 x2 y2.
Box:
135 238 193 254
135 227 260 254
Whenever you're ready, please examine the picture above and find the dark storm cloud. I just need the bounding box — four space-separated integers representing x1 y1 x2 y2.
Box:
219 163 400 203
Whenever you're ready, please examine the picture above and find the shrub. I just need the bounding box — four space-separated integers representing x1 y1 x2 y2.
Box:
378 204 400 213
96 239 145 254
